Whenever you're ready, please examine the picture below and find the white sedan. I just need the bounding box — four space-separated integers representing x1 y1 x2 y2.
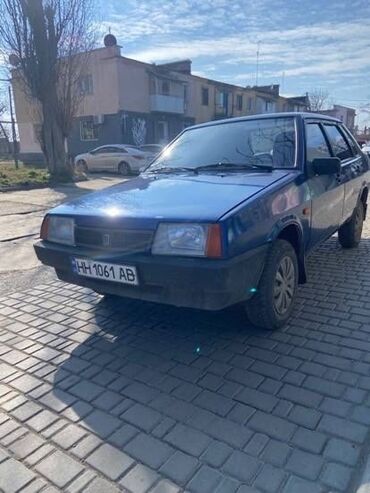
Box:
74 145 149 175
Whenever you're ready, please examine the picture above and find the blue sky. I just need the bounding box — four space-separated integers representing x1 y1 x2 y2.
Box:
99 0 370 126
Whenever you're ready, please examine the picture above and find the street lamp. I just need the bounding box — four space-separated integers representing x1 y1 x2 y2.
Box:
0 77 19 169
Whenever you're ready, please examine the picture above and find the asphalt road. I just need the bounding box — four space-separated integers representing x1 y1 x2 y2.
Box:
0 174 123 295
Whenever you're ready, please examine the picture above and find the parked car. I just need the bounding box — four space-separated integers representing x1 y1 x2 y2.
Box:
139 144 164 161
35 113 369 330
74 145 148 175
362 143 370 157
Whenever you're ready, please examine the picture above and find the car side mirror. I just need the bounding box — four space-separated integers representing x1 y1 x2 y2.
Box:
309 157 341 176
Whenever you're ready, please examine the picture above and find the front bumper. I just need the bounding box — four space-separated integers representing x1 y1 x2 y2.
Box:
34 241 268 310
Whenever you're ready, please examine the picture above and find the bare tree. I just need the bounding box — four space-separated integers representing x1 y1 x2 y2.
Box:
308 88 330 112
0 99 11 154
0 0 95 179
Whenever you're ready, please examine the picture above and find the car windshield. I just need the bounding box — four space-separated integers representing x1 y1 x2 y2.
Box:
147 117 297 172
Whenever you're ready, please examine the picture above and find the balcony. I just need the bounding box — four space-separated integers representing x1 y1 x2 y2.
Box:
150 94 184 114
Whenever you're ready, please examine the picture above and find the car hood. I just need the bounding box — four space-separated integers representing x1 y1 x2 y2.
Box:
50 171 289 223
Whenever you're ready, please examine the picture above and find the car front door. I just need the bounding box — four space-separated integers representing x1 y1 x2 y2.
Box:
90 147 111 171
305 121 345 248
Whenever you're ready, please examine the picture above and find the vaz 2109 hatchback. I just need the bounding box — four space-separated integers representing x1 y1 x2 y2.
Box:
35 113 370 330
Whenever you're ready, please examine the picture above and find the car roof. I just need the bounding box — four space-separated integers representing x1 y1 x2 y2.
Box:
187 112 342 131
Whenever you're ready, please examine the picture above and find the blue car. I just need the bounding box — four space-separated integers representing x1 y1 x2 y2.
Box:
35 113 369 330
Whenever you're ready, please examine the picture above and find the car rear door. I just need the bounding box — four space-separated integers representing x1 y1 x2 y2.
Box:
333 125 366 221
305 121 345 248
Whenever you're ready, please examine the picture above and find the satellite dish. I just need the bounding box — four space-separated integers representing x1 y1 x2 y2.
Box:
9 54 20 66
104 33 117 47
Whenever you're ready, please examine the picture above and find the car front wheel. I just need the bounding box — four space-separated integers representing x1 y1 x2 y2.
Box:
245 239 298 330
118 162 131 176
338 202 364 248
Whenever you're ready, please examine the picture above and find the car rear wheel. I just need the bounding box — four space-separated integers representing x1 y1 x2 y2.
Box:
118 162 131 176
338 202 364 248
76 159 88 174
245 239 298 330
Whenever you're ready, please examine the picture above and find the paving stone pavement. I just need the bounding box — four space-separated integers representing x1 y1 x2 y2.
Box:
0 218 370 492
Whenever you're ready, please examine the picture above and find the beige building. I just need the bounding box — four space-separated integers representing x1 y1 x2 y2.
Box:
12 38 309 163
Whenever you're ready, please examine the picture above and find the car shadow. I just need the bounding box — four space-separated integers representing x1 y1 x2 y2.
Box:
50 234 370 484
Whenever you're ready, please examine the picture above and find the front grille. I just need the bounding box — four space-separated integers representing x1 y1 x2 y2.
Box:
74 226 153 254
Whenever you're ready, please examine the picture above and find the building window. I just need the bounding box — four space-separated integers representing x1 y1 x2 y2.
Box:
236 94 243 111
78 74 93 95
265 100 275 112
202 87 209 106
80 119 98 141
247 98 253 111
162 81 170 95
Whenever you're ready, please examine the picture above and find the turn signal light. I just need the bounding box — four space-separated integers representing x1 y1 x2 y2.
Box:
206 224 222 258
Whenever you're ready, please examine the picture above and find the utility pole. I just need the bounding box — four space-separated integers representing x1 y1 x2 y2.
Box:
255 41 261 87
8 85 18 169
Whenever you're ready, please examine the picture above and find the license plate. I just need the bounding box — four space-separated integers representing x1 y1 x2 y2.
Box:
72 258 138 285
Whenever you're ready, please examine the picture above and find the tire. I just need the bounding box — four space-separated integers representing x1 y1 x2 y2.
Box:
338 202 364 249
245 239 298 331
77 159 88 174
118 162 131 176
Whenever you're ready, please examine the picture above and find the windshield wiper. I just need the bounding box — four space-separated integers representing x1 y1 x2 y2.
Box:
194 162 273 172
147 166 198 175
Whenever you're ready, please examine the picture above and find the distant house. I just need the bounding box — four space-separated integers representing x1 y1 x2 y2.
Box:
319 105 356 131
12 37 311 164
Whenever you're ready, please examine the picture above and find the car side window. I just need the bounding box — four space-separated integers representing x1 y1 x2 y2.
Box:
305 123 331 164
341 126 361 157
323 125 353 161
94 147 108 154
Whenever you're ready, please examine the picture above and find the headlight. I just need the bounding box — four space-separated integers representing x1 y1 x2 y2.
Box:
41 215 75 245
152 223 221 257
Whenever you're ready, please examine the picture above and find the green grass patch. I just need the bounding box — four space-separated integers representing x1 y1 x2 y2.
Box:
0 160 50 188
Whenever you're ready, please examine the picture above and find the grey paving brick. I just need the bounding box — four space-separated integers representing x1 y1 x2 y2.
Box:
81 409 121 438
26 409 59 432
194 390 234 416
288 405 321 429
0 458 36 492
121 402 162 432
254 463 286 493
52 423 87 449
125 433 174 469
69 380 104 402
319 397 352 418
39 389 76 412
235 387 278 412
120 464 158 493
11 401 43 421
165 423 211 456
286 449 324 480
202 440 233 468
24 443 54 467
223 450 261 483
228 403 256 424
35 450 84 488
187 465 224 493
9 374 42 393
9 432 45 459
109 423 139 448
70 434 102 459
84 477 121 493
21 478 48 493
249 411 296 441
262 439 291 467
150 479 181 493
323 438 360 466
66 470 96 493
152 417 176 438
318 415 367 443
244 433 269 457
282 476 324 493
0 418 19 439
160 450 199 485
321 462 352 491
279 384 323 407
292 427 327 454
87 443 134 480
